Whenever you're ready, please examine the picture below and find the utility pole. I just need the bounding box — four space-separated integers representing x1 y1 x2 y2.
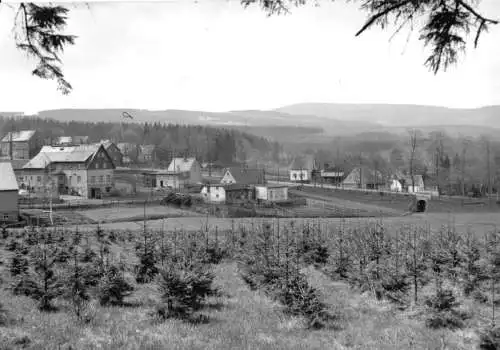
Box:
9 124 14 160
486 138 492 203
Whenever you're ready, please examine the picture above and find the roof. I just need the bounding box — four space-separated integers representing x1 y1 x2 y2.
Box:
1 130 36 143
167 157 197 172
291 155 316 170
223 183 252 191
0 162 19 191
224 166 265 185
139 144 156 154
256 184 288 189
343 167 385 185
98 140 115 150
23 145 102 169
2 159 29 170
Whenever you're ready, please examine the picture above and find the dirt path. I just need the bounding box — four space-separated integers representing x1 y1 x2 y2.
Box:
290 190 404 216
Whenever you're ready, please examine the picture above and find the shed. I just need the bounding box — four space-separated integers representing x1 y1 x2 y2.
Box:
255 184 289 202
0 162 19 223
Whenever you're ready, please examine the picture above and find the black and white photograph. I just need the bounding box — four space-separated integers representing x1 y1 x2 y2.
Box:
0 0 500 348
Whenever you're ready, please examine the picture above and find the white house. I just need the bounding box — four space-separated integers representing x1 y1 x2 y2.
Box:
255 184 289 202
389 179 403 192
220 167 265 185
289 169 310 182
401 175 425 193
289 156 315 182
200 184 226 203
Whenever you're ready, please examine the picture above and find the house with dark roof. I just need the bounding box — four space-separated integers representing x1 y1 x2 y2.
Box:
220 166 265 186
342 166 385 190
0 162 19 223
19 144 115 199
98 140 123 167
0 130 41 160
289 156 316 183
200 183 256 204
143 157 202 190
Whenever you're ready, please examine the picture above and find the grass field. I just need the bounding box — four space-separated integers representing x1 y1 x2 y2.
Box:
79 205 202 223
297 187 500 214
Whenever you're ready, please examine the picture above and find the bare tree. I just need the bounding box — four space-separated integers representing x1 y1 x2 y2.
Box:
460 137 470 197
408 129 419 193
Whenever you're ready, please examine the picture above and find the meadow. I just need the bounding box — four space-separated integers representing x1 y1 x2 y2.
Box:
1 213 500 349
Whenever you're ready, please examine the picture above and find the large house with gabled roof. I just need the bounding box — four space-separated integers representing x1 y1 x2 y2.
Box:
18 144 115 199
0 130 41 160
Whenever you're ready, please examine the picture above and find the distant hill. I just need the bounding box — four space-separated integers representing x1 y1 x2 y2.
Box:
34 108 382 135
25 104 500 144
276 103 500 129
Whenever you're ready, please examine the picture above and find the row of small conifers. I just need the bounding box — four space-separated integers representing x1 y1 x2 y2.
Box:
1 219 500 348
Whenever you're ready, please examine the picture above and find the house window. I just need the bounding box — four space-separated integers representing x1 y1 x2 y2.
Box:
91 176 96 184
37 176 42 183
68 176 72 185
18 176 23 182
103 163 107 169
77 176 81 184
106 175 111 183
99 175 104 183
3 214 8 221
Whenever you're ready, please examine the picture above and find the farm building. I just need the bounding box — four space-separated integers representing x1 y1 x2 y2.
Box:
255 184 288 202
200 183 255 204
224 184 255 203
221 166 265 185
0 162 19 223
342 167 385 189
0 130 41 160
389 178 403 192
143 157 202 190
289 156 316 183
320 167 345 185
20 144 115 199
400 175 425 193
55 136 73 146
200 184 226 203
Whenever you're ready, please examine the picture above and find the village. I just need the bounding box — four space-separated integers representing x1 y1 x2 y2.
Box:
0 128 438 226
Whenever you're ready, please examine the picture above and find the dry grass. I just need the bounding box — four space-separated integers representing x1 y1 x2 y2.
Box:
2 217 500 349
79 205 201 223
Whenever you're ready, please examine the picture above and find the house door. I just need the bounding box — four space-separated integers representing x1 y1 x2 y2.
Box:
160 180 164 188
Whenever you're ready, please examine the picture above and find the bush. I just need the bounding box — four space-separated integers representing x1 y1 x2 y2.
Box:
278 273 332 329
424 289 468 329
153 266 217 321
97 265 134 306
479 326 500 350
10 251 29 277
10 273 38 297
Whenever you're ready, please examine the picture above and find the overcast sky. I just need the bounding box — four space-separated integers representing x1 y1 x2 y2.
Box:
0 0 499 114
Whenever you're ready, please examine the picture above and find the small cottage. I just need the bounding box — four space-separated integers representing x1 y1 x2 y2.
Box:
255 184 289 202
